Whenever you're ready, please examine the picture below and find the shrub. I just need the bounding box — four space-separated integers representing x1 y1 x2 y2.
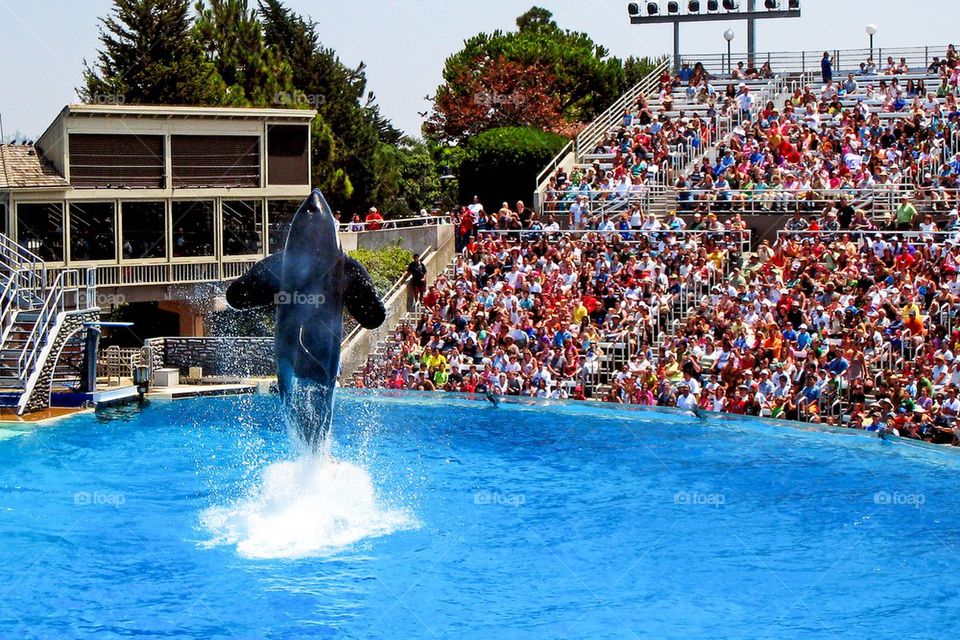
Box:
349 243 413 294
458 126 568 211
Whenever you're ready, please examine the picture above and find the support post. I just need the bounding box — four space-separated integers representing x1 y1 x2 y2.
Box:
81 326 101 393
673 21 680 72
747 0 756 68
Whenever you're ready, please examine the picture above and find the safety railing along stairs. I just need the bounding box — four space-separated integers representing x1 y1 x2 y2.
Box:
0 234 98 413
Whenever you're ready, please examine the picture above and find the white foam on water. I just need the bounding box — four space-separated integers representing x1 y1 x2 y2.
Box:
200 454 417 559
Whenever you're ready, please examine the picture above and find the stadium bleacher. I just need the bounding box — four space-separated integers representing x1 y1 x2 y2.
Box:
351 43 960 446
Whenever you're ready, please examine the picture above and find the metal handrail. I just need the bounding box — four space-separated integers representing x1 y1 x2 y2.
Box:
535 140 574 193
775 229 959 243
475 228 752 255
575 58 671 157
0 233 46 298
17 269 80 381
681 44 948 76
337 215 450 232
673 185 956 216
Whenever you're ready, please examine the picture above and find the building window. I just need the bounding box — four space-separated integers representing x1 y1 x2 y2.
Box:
267 125 310 185
222 200 263 256
121 201 166 260
16 203 64 262
69 202 116 262
267 200 301 253
172 201 215 258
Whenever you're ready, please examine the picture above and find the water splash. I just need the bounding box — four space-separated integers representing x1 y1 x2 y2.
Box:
200 453 417 559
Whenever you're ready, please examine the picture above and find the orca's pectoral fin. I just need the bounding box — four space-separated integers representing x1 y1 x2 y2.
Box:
343 256 386 329
226 252 284 309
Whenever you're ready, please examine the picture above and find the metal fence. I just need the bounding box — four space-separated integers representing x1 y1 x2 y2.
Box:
575 58 672 158
337 215 449 233
681 44 948 77
674 185 959 219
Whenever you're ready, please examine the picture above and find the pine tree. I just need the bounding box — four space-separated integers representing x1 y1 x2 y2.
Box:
80 0 225 105
194 0 295 107
258 0 407 212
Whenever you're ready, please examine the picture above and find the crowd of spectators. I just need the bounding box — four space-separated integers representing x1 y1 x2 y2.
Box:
676 48 960 218
649 230 960 445
542 61 763 226
351 46 960 446
358 227 739 401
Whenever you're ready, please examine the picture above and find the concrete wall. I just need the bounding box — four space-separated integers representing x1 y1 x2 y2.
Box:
339 223 454 256
147 336 275 376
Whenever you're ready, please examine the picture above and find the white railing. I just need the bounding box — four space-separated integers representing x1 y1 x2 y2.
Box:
476 228 752 255
336 215 449 233
0 233 46 297
540 185 668 221
672 185 955 219
775 229 960 244
535 140 575 196
682 45 948 77
16 269 81 382
575 58 671 157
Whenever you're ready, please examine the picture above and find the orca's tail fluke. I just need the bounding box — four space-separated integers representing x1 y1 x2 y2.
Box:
485 391 500 407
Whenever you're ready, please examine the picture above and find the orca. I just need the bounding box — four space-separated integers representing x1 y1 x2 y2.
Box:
226 189 385 450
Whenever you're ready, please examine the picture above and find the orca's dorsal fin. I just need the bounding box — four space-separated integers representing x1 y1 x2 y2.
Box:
343 256 386 329
226 252 284 309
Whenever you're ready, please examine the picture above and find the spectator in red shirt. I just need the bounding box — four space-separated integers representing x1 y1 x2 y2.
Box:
365 207 384 231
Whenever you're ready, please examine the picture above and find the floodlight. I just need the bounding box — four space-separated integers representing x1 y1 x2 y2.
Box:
647 2 659 15
627 2 641 16
667 1 680 13
722 0 740 10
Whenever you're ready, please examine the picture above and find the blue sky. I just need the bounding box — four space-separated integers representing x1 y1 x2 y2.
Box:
0 0 958 139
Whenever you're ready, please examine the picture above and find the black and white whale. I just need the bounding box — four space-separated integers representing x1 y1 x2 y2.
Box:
226 189 385 450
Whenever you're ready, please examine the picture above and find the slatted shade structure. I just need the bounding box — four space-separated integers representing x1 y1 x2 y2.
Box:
171 135 261 188
68 134 164 189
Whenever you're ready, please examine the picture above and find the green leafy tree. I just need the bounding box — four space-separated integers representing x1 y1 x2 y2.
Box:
427 6 629 142
81 0 225 105
258 0 403 213
623 55 661 89
193 0 295 106
367 138 442 218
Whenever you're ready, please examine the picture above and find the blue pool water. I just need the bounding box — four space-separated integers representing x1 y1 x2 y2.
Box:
1 391 959 639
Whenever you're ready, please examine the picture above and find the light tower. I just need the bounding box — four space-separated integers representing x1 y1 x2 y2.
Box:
628 0 802 71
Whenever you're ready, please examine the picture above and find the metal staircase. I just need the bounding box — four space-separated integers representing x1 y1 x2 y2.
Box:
0 235 98 413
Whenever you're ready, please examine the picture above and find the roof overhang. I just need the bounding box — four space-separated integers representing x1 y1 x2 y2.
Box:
59 104 318 122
